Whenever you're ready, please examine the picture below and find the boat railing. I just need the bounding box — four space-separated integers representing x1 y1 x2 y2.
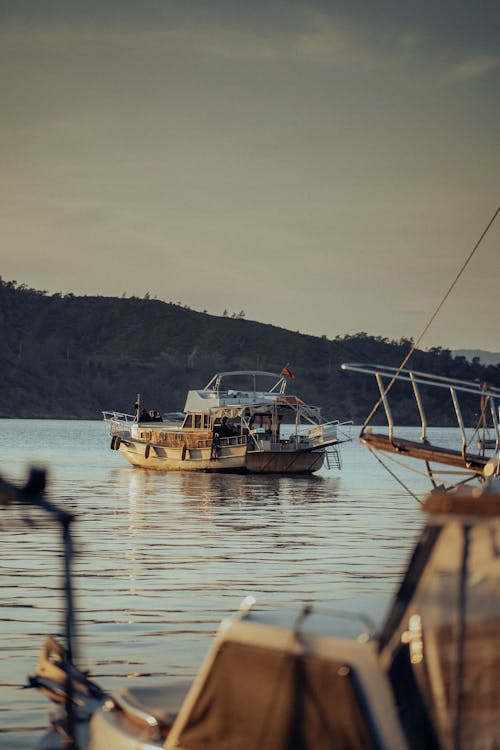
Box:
308 420 339 441
219 434 247 448
131 428 247 451
102 411 136 425
341 363 500 481
307 420 353 447
203 371 287 395
250 434 313 451
103 411 137 439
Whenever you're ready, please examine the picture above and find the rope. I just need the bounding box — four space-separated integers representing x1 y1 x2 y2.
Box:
367 447 422 503
370 445 475 480
467 387 490 450
362 206 500 430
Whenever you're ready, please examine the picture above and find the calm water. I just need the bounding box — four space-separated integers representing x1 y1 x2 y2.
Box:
0 420 445 748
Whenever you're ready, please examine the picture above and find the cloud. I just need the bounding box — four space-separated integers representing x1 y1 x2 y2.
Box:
2 2 499 82
0 16 355 64
1 0 499 61
449 55 500 81
0 7 400 72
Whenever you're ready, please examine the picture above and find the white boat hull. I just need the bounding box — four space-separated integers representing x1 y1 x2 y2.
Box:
117 439 324 474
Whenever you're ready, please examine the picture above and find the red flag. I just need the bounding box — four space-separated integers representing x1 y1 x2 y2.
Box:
281 364 295 379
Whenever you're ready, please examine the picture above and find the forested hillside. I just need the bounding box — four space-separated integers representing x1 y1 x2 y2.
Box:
1 278 498 424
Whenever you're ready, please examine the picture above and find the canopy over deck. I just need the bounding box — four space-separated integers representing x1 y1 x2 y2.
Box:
184 370 312 414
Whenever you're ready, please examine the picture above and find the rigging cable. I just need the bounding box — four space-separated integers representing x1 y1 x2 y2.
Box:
362 205 500 431
366 447 422 504
367 445 479 500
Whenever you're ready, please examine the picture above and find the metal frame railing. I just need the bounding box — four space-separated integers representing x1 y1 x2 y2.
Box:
342 363 500 458
102 410 136 424
204 371 287 395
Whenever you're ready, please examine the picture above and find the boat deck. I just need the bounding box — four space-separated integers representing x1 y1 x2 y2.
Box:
360 431 490 473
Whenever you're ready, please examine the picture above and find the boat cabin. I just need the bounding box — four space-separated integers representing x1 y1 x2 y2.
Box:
181 413 212 430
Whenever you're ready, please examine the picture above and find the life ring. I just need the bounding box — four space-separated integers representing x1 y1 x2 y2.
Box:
110 436 121 451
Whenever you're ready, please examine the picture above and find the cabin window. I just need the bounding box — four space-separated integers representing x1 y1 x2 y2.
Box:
194 414 202 429
203 415 211 429
184 414 193 428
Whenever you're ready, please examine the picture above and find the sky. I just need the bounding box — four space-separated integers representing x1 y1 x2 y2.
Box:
1 0 499 351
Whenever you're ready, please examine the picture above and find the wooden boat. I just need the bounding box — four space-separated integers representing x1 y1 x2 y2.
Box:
11 469 498 749
341 363 500 490
103 370 351 474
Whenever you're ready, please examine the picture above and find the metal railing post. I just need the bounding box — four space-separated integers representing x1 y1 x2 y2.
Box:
450 387 468 460
410 372 428 442
490 397 500 450
375 373 394 441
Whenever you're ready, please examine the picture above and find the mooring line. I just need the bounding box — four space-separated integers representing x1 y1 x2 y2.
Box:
362 205 500 431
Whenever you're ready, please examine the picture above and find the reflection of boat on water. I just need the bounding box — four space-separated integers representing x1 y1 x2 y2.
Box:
103 370 351 475
2 464 496 749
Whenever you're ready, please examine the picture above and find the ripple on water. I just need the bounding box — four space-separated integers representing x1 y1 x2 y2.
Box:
0 419 440 745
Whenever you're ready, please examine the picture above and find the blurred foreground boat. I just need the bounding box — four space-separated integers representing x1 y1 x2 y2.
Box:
103 370 351 474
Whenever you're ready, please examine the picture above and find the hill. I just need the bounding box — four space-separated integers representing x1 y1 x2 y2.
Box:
1 278 499 424
452 349 500 366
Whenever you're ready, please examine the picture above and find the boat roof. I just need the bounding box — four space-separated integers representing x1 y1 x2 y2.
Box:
184 370 289 412
184 390 307 413
204 370 286 390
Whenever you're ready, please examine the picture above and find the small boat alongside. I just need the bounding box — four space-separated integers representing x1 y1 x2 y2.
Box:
103 370 351 474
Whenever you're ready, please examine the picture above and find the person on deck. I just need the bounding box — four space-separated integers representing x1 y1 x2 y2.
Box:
217 417 233 437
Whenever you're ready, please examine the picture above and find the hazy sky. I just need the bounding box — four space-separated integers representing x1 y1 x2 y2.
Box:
1 1 499 350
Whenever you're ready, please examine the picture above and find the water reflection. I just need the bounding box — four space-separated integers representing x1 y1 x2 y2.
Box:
177 471 339 507
0 420 431 747
125 477 144 599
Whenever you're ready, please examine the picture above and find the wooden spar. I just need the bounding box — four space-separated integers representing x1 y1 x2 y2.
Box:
359 432 490 474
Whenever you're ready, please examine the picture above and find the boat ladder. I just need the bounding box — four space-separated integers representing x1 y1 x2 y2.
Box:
325 445 342 470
